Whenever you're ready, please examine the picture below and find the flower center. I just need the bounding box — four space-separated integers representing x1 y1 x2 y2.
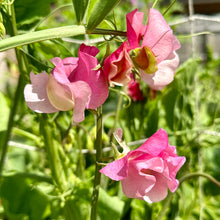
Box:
130 47 158 74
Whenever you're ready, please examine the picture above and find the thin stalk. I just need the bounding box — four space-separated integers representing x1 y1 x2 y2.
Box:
91 106 103 220
0 3 27 177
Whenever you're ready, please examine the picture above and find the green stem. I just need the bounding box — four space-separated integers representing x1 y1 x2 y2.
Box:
91 106 103 220
0 3 27 178
179 172 220 187
40 115 67 191
157 172 220 220
2 172 53 184
0 26 127 52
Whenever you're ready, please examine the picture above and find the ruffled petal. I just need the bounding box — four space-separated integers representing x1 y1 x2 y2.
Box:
142 9 180 63
140 52 179 90
46 74 75 111
24 72 58 113
100 155 128 181
79 43 99 57
126 9 145 48
65 81 91 123
135 128 169 156
144 172 168 203
121 161 156 199
71 48 109 109
103 42 133 86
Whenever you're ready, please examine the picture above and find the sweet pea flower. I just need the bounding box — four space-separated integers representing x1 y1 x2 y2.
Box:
100 128 186 203
103 42 133 87
128 78 144 101
127 8 181 90
24 44 109 123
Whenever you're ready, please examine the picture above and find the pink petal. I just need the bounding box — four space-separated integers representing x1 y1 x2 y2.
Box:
70 49 109 109
51 57 78 84
121 162 156 200
66 81 92 123
144 173 168 203
134 128 169 156
100 155 128 181
126 9 145 48
142 9 180 63
46 74 75 111
140 52 179 90
103 42 133 86
79 43 99 57
24 72 58 113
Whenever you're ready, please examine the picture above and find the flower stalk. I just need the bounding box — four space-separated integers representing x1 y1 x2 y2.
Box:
91 106 103 220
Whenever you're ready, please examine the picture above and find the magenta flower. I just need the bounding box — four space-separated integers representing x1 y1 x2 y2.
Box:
100 129 186 203
24 44 109 123
127 8 181 90
103 42 133 86
128 78 144 101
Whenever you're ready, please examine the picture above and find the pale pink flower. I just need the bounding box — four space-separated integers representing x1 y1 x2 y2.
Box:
24 44 109 123
103 42 133 87
100 129 186 203
127 8 181 90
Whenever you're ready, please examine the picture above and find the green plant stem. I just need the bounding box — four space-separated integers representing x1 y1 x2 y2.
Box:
2 172 53 183
0 26 126 52
91 106 103 220
0 3 27 178
157 172 220 220
179 172 220 187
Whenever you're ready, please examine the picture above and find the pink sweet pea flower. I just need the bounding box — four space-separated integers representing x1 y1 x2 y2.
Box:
100 129 186 203
128 78 144 101
24 44 109 123
103 42 133 87
127 8 181 90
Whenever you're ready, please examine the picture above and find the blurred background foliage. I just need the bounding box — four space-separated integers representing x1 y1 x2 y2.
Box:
0 0 220 219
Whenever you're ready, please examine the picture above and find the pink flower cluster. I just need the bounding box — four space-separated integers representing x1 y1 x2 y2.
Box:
103 8 180 91
100 129 186 203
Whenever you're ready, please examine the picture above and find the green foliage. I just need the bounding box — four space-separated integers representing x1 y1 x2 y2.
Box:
87 0 121 32
72 0 89 24
0 92 9 132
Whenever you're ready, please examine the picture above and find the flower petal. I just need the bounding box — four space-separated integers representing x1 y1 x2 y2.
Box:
126 9 145 48
121 161 156 200
100 155 128 181
66 81 92 123
144 172 168 203
51 57 78 84
135 128 169 156
71 47 109 109
46 74 75 111
103 42 133 86
79 43 99 57
142 9 180 63
24 72 58 113
140 52 179 90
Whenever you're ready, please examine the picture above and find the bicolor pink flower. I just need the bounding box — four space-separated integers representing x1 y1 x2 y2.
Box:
127 8 181 90
128 79 144 101
24 44 109 123
100 129 186 203
103 42 133 86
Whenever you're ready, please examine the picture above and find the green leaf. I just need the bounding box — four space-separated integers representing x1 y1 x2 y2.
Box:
72 0 89 24
0 176 51 220
14 0 51 27
0 25 86 52
0 92 9 132
87 0 121 33
98 187 124 220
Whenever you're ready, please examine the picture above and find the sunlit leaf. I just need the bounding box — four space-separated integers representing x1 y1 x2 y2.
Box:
87 0 121 32
72 0 89 24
